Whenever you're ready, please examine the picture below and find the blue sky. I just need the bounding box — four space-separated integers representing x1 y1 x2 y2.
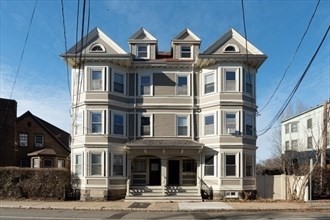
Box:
1 0 329 162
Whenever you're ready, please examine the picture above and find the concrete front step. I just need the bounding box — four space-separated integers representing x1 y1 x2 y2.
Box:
125 196 202 202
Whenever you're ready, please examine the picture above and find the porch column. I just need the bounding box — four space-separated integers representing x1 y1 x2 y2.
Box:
161 159 167 196
126 157 131 196
196 159 201 195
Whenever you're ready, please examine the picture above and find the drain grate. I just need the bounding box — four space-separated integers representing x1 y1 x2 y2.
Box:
128 202 151 208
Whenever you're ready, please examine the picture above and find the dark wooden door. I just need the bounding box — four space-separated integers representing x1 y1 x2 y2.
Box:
149 159 161 185
168 160 180 185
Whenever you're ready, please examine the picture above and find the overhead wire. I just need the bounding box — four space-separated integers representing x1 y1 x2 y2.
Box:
258 25 330 137
60 0 71 97
0 0 38 128
257 0 321 114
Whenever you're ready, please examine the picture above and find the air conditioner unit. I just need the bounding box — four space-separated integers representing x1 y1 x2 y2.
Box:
227 128 236 134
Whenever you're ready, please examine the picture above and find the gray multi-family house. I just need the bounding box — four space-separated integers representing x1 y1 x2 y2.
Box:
61 27 267 201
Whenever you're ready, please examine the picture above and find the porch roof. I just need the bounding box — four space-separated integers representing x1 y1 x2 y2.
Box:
27 148 57 157
125 138 203 149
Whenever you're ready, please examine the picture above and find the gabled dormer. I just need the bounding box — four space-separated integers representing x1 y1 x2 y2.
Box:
172 28 201 60
199 28 267 69
128 28 157 60
61 27 128 68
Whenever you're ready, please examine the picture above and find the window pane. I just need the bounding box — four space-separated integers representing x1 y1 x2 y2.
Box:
114 73 124 93
226 155 236 176
226 71 236 91
181 46 191 58
113 155 123 176
183 160 196 172
245 154 253 177
91 70 102 90
91 112 102 133
177 76 188 95
19 133 28 146
138 46 148 58
141 116 150 136
133 159 146 172
204 115 214 135
75 155 82 176
177 116 188 136
226 113 236 134
35 135 44 147
204 74 214 94
204 155 214 176
114 114 124 135
91 154 102 175
140 76 151 95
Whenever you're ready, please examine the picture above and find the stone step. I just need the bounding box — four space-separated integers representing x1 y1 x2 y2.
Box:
125 195 202 202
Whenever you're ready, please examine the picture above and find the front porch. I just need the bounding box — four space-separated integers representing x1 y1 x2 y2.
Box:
124 138 203 201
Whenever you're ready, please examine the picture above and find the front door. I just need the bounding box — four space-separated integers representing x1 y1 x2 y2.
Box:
168 160 180 185
149 159 161 185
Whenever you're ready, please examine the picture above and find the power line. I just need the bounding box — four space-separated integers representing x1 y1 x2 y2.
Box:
258 25 330 137
60 0 71 97
0 0 38 128
258 0 321 114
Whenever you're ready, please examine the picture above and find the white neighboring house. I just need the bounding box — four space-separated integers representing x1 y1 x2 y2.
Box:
281 101 330 163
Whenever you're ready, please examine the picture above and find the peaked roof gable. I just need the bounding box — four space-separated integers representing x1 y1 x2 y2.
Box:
202 28 263 55
17 111 70 152
128 27 157 43
172 28 201 43
65 27 126 55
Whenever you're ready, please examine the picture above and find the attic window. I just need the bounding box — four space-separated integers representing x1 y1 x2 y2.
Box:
224 44 239 53
90 44 106 52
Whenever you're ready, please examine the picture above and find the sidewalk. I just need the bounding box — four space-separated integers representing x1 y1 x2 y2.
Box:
1 200 329 212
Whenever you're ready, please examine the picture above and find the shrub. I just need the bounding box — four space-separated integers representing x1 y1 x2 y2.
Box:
0 167 70 199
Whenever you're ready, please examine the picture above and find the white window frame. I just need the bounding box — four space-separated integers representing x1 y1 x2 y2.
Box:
90 152 103 176
139 114 152 137
58 159 65 168
176 115 189 136
32 158 40 168
223 67 240 92
285 124 290 133
223 44 239 53
88 67 106 91
291 140 298 151
203 113 216 136
291 122 298 132
307 136 313 149
203 72 216 95
203 155 215 176
244 154 254 177
19 133 28 147
225 153 238 177
285 141 290 151
111 153 126 176
112 112 126 136
224 111 239 135
89 43 106 53
74 111 83 135
180 45 192 59
35 134 44 147
176 74 189 96
139 74 152 96
89 111 104 134
113 72 125 94
74 154 82 176
137 44 149 59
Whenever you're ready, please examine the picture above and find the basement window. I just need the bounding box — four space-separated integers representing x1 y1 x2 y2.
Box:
225 191 238 198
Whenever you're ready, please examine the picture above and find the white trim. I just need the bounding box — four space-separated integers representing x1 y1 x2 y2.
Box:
111 111 126 137
176 114 190 136
111 153 126 177
139 114 153 137
223 111 240 135
112 71 126 95
180 44 193 59
86 66 107 91
89 43 106 53
176 73 190 96
137 44 150 59
223 44 239 53
222 67 240 92
89 151 104 176
89 110 105 134
203 111 217 136
138 73 153 96
202 71 216 95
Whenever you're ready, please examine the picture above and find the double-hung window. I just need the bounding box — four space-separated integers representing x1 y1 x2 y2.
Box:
204 114 215 135
245 113 254 136
245 154 253 177
19 133 28 147
90 70 103 91
114 73 124 94
204 155 214 176
35 134 44 147
181 45 191 58
285 141 290 151
307 136 313 149
285 124 290 133
140 75 151 95
204 72 215 94
245 71 254 95
113 113 124 135
225 154 236 176
177 75 188 95
137 44 148 59
91 153 102 175
74 111 83 135
291 140 298 151
307 118 312 129
91 111 103 134
177 115 188 136
112 154 124 176
225 112 236 135
75 154 82 176
141 116 151 136
291 122 298 132
225 71 236 91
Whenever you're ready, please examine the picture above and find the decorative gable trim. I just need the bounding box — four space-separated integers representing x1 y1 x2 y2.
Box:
128 27 157 44
172 28 201 43
65 27 126 55
202 28 263 55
